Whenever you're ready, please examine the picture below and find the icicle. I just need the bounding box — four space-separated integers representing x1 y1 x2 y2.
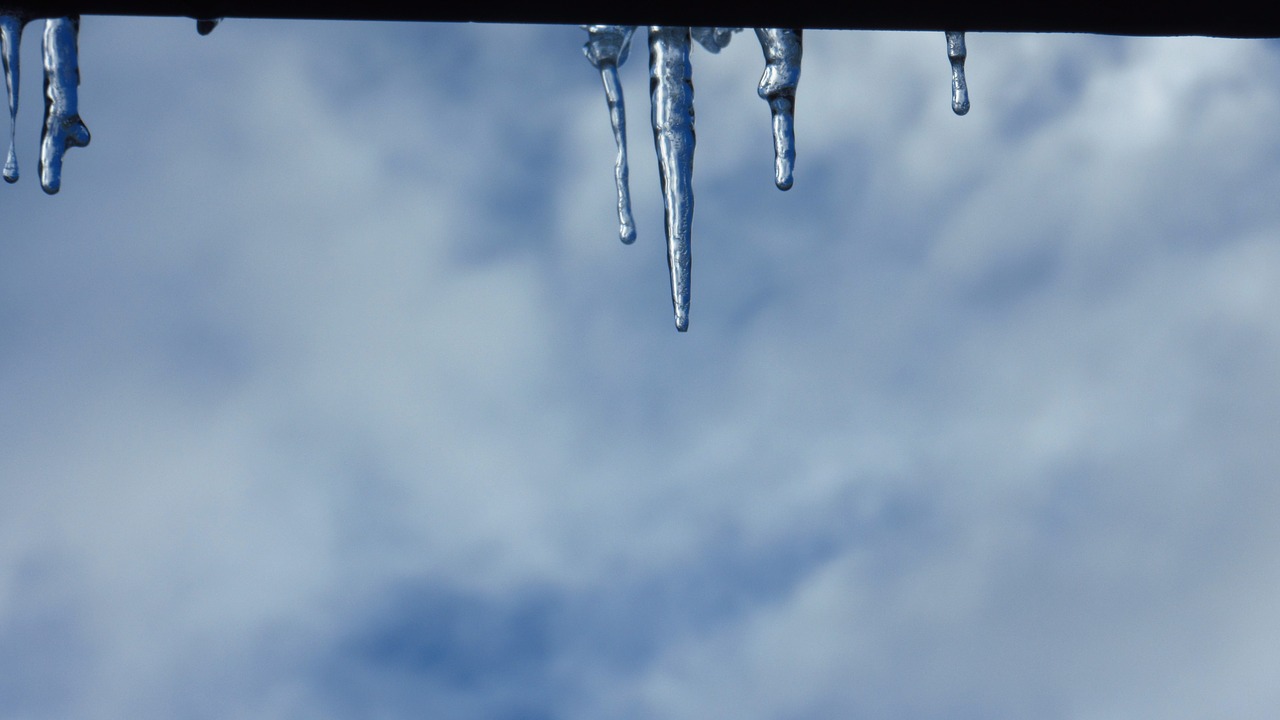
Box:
649 26 695 332
583 25 637 244
196 18 222 36
39 17 89 195
946 31 969 115
691 27 739 54
755 28 801 191
1 13 26 184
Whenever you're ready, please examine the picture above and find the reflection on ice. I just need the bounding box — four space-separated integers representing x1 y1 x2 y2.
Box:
39 16 90 195
0 14 89 193
946 31 970 115
583 25 809 330
691 27 739 54
0 18 976 328
1 13 25 183
582 26 972 330
755 28 802 191
583 25 638 244
649 26 696 332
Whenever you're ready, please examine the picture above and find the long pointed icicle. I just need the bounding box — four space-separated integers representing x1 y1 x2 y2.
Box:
755 28 802 191
583 25 638 244
946 31 970 115
39 16 89 195
0 13 24 183
649 26 695 332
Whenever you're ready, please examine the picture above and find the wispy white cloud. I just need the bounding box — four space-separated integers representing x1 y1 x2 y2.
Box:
0 19 1278 720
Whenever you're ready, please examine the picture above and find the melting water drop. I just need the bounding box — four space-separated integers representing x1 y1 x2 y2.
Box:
583 25 638 244
649 26 695 332
0 13 24 183
196 17 222 36
946 30 969 115
755 28 801 191
39 16 90 195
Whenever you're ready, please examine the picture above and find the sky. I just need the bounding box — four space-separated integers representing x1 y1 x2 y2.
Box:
1 17 1279 720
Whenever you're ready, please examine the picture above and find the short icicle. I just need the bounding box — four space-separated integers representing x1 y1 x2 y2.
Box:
583 25 638 244
946 31 969 115
755 28 801 191
39 17 90 195
690 27 738 54
196 18 222 36
649 26 695 332
0 13 24 183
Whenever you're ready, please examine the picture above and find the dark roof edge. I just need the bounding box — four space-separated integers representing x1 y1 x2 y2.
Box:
2 1 1279 38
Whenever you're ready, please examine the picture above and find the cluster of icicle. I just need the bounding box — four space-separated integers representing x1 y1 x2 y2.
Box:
583 26 969 331
0 16 970 330
0 14 89 194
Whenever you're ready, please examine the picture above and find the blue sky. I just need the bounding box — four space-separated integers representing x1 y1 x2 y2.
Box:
1 18 1279 719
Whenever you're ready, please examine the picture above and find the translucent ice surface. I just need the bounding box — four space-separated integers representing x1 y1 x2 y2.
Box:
1 14 90 192
583 25 638 244
649 26 696 332
755 28 802 191
39 17 90 195
0 13 24 183
691 27 739 54
946 31 970 115
583 25 810 330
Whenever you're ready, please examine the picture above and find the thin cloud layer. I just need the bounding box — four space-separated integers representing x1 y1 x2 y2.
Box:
0 19 1277 720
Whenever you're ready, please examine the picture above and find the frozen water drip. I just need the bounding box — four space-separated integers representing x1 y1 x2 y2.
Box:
946 31 969 115
649 26 696 332
39 17 90 195
0 13 24 183
583 25 807 329
583 25 638 244
756 28 801 191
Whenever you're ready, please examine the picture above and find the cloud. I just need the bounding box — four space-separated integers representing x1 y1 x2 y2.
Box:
0 20 1278 720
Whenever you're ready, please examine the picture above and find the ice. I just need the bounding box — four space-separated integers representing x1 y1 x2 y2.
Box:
1 14 92 192
0 13 24 183
755 28 801 191
946 31 970 115
691 27 739 54
2 15 92 192
583 25 638 244
583 25 806 329
196 18 222 36
39 17 90 195
582 25 799 330
648 26 696 332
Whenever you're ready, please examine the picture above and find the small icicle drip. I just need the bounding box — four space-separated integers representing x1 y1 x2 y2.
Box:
39 17 89 195
946 31 969 116
0 13 24 183
755 28 801 191
196 18 222 36
690 27 739 54
649 26 695 332
583 25 637 244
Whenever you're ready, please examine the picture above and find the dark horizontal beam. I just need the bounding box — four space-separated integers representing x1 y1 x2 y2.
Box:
2 0 1279 37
